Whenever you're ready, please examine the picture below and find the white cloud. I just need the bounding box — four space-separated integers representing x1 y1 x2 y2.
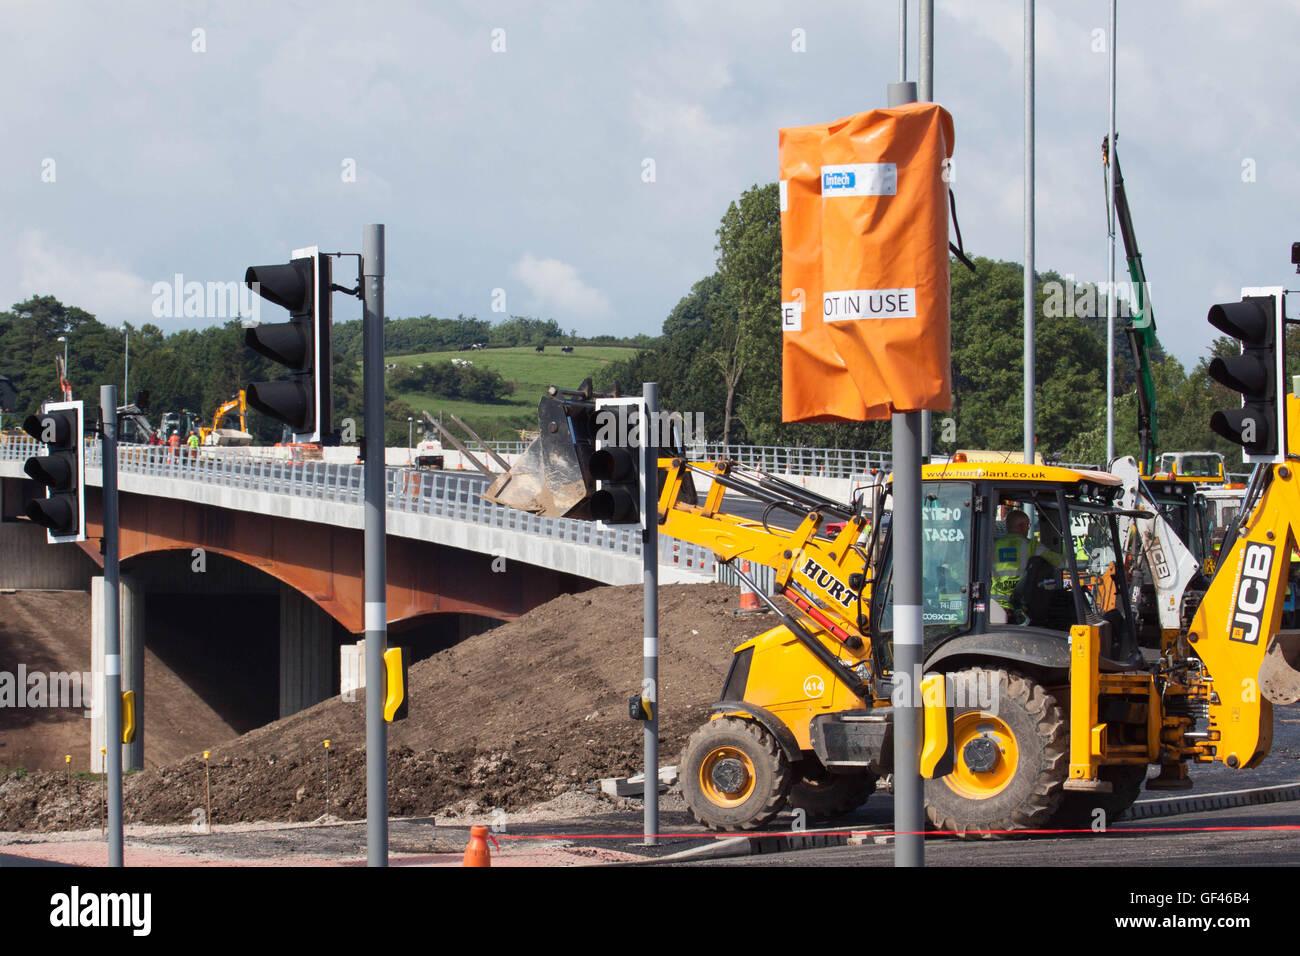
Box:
13 230 154 325
510 253 612 320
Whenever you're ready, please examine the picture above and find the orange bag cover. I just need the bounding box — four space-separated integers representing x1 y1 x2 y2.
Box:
779 103 955 422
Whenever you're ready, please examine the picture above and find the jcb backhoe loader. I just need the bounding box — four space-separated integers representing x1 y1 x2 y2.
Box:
486 390 1300 834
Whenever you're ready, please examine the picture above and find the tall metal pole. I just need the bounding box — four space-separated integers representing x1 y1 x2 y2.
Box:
101 385 123 867
891 411 924 867
886 80 923 868
1105 0 1117 464
363 224 388 867
1024 0 1036 465
919 0 933 99
898 0 907 82
641 382 660 845
123 329 129 403
918 0 934 460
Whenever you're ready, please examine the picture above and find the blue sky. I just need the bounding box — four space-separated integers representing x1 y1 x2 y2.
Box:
3 0 1296 369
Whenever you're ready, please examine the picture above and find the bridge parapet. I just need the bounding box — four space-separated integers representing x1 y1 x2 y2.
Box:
0 438 714 586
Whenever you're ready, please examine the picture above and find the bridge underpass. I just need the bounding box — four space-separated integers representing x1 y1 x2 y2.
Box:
1 440 718 771
77 550 513 771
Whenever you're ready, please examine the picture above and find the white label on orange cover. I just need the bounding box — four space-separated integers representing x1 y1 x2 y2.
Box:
823 288 917 321
820 163 897 197
781 300 803 332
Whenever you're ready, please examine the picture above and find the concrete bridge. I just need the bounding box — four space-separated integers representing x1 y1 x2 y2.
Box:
0 438 715 770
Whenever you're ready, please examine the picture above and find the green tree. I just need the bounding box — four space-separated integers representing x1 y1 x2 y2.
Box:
715 183 781 443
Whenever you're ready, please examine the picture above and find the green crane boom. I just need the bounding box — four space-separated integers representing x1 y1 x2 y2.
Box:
1103 136 1159 474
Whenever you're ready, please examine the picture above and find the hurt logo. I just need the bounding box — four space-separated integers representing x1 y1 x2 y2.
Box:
1229 542 1274 644
799 557 856 609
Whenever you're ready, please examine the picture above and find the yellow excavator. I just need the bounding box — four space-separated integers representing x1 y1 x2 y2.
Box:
199 390 252 446
483 371 1300 834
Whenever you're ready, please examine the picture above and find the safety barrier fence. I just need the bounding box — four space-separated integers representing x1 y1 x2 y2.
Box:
0 438 717 575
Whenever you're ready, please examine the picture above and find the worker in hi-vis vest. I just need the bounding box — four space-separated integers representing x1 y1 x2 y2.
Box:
991 509 1063 620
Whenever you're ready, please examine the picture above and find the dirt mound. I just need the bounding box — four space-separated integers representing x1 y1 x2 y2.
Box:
1 582 775 830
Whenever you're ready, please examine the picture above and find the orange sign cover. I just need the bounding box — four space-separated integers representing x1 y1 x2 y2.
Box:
779 103 955 422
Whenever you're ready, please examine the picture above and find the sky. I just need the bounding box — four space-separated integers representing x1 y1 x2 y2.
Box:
3 0 1297 369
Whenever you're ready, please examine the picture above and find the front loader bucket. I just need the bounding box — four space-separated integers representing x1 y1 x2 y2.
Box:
482 392 597 519
1259 630 1300 705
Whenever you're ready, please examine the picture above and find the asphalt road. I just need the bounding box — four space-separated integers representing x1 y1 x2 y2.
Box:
670 799 1300 867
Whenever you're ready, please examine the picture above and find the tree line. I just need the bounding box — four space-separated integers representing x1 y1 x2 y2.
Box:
0 184 1284 460
0 299 614 444
595 182 1279 468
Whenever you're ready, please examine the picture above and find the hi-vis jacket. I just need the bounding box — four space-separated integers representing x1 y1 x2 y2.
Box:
991 535 1063 600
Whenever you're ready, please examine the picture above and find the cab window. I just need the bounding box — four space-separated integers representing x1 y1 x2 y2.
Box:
875 482 973 642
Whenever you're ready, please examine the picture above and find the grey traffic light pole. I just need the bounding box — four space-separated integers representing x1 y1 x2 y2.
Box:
887 80 925 868
363 224 388 866
101 385 124 867
1025 0 1036 465
918 0 934 462
641 382 660 845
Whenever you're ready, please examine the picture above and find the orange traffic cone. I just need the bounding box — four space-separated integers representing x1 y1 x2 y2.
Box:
736 560 766 615
462 825 497 867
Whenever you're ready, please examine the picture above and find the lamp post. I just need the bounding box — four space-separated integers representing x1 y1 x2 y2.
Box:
57 335 69 400
407 416 414 453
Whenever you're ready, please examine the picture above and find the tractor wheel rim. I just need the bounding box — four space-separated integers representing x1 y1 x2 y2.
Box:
699 746 757 807
944 712 1019 800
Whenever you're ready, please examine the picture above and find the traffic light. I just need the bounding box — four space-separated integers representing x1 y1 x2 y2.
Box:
590 397 646 528
21 400 85 543
1207 287 1285 463
244 247 333 443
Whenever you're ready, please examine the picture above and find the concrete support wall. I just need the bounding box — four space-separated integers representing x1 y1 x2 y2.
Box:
279 583 336 717
0 519 97 590
120 575 145 771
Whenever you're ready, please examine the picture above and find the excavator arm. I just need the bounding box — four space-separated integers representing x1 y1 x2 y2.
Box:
1185 452 1300 768
657 458 877 628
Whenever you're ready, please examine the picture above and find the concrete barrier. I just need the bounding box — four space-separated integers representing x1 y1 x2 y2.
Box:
0 520 96 590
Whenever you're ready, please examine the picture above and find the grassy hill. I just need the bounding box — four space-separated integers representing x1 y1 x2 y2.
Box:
387 345 637 439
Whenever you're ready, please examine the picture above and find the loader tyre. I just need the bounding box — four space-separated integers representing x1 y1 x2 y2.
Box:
1049 764 1148 830
924 668 1067 838
788 763 878 819
680 716 792 831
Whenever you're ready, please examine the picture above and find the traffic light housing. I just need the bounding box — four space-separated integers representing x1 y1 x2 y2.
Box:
1207 287 1285 463
21 400 85 543
590 397 646 528
244 247 333 443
